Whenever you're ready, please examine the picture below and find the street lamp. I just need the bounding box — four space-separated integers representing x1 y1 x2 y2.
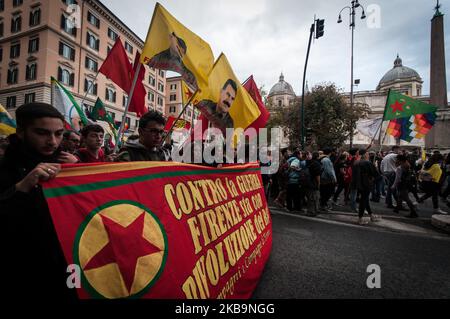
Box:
338 0 366 148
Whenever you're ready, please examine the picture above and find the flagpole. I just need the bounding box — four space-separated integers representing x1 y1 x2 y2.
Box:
79 71 100 108
114 63 142 153
366 118 384 150
378 88 392 152
160 89 198 147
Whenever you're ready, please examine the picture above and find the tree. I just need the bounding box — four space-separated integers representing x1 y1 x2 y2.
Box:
270 83 370 150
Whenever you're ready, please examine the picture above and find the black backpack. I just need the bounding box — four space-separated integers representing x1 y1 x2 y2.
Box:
299 166 313 188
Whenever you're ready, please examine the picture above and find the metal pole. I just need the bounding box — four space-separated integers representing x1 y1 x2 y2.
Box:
349 3 355 149
301 23 315 149
114 63 142 153
79 71 100 108
160 89 198 147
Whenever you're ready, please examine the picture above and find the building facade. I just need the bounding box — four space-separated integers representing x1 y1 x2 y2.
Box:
0 0 167 132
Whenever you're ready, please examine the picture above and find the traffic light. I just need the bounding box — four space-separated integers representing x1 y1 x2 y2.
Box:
315 19 325 39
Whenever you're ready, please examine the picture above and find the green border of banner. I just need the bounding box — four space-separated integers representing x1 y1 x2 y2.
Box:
44 167 261 198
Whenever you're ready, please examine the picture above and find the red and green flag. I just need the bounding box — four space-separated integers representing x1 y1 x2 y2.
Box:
383 89 437 142
42 162 272 299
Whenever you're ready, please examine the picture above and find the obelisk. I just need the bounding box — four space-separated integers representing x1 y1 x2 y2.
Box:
426 0 449 148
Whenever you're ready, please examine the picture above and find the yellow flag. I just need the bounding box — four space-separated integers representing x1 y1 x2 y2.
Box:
0 103 17 136
421 148 426 162
140 3 214 92
193 53 261 134
181 80 194 105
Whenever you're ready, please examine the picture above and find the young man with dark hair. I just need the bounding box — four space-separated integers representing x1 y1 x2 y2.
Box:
115 110 169 162
75 124 105 163
0 102 78 299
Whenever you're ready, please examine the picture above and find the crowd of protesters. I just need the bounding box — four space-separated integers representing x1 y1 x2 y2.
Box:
263 145 450 225
1 102 450 299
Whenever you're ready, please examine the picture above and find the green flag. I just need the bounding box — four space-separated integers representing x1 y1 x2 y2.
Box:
383 89 438 121
91 98 114 124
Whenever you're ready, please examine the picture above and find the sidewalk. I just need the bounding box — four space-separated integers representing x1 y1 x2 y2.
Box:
268 204 450 239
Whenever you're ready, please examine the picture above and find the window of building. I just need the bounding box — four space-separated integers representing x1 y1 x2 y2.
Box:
187 110 191 117
85 56 98 72
122 95 128 107
26 63 37 81
0 21 3 38
170 84 177 90
105 88 116 103
169 106 176 113
58 67 74 86
87 11 100 28
159 70 165 78
28 37 39 53
107 45 112 55
157 96 163 106
84 79 97 95
10 43 20 58
62 0 78 5
169 94 176 102
11 15 21 33
29 8 41 27
86 32 100 51
13 0 23 7
7 67 18 84
59 42 75 61
6 96 16 109
125 117 131 128
0 47 2 62
25 92 35 103
278 100 282 107
148 91 154 102
60 14 77 37
0 0 4 11
108 28 118 41
124 41 133 54
158 82 164 92
149 75 155 87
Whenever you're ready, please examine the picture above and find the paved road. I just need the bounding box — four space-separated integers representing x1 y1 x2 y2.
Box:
252 212 450 298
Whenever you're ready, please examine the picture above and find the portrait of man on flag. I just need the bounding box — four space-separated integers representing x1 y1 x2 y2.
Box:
193 54 261 139
147 32 197 90
196 78 237 133
140 3 214 92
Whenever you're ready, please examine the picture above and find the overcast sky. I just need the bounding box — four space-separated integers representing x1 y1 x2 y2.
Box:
106 0 450 96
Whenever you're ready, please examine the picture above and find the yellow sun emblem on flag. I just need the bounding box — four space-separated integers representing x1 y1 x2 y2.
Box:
74 201 168 299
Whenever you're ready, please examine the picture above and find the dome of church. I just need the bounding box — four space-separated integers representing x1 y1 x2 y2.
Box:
377 55 422 90
268 73 296 97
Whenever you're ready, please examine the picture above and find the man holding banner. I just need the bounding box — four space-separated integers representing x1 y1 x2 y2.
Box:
115 110 169 162
0 103 78 300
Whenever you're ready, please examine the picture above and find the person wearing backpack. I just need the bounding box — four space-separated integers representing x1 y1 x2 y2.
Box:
392 154 418 218
319 148 337 212
304 151 322 216
418 153 447 214
286 150 302 212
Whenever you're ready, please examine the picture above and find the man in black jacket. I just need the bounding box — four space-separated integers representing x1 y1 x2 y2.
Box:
352 149 381 225
0 103 78 300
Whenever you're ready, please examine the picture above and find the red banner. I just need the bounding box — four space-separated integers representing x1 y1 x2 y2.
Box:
42 162 272 299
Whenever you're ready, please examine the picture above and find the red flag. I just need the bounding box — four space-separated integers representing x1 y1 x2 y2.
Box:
243 76 270 138
128 52 148 117
164 116 191 131
99 38 133 92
